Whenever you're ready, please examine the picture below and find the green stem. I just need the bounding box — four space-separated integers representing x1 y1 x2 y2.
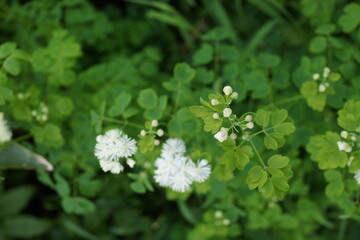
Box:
11 134 32 143
250 139 265 168
249 126 276 138
337 218 348 240
269 95 304 108
103 117 143 129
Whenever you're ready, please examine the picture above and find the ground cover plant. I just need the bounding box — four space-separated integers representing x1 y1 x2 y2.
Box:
0 0 360 239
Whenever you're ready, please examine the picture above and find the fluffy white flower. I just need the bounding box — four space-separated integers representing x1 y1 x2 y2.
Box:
354 169 360 185
223 108 232 118
99 159 124 174
214 127 228 142
0 113 12 143
161 138 186 156
337 141 352 153
211 99 219 106
188 159 211 183
95 129 137 161
223 86 233 95
154 139 211 192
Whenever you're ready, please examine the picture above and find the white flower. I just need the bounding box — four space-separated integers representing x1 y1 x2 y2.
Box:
157 129 164 137
223 86 233 95
214 127 228 142
161 138 186 156
246 122 254 129
337 141 352 153
213 112 220 119
188 159 211 183
151 120 159 127
230 92 238 99
351 135 357 141
323 67 330 78
94 129 137 161
126 158 136 168
140 130 146 136
245 115 253 122
211 99 219 106
230 133 237 140
223 108 232 118
99 159 124 174
354 169 360 185
170 171 192 192
0 113 12 143
312 73 320 80
318 84 326 92
340 131 348 138
215 211 223 218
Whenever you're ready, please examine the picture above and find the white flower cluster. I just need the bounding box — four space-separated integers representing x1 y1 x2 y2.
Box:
94 129 137 174
211 86 255 142
0 113 12 143
140 119 164 146
337 130 358 153
31 102 49 122
154 138 211 192
214 210 231 226
312 67 331 93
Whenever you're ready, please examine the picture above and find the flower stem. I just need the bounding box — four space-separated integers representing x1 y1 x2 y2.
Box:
337 218 348 240
250 139 266 168
11 134 32 143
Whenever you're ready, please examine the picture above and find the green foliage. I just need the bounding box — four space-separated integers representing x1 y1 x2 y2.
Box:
1 0 360 239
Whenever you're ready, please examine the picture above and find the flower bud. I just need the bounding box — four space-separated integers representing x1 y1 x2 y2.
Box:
214 127 229 142
213 112 220 119
126 158 136 168
154 139 160 146
215 211 223 218
222 219 230 226
340 131 348 139
140 130 146 136
223 86 233 95
211 99 219 106
245 115 253 122
312 73 320 80
230 92 238 99
246 122 254 129
151 120 159 127
157 129 164 137
318 84 326 93
223 108 232 118
230 133 237 140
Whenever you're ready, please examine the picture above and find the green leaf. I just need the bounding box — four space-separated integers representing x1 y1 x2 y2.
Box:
324 169 342 182
264 135 278 150
55 96 74 116
193 43 213 66
268 154 289 168
137 88 158 109
3 215 50 238
0 143 53 171
62 197 95 214
130 181 146 194
138 135 155 153
272 177 289 192
255 109 270 127
274 122 295 135
0 42 17 59
309 36 327 53
271 109 288 125
337 100 360 132
246 165 267 190
300 81 327 111
3 56 21 76
174 63 196 83
338 3 360 33
325 181 344 197
0 186 35 217
54 173 70 197
109 93 132 117
258 53 281 68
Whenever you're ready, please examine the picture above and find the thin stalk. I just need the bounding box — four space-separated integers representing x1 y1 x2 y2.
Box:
103 117 143 129
337 218 348 240
250 139 265 168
